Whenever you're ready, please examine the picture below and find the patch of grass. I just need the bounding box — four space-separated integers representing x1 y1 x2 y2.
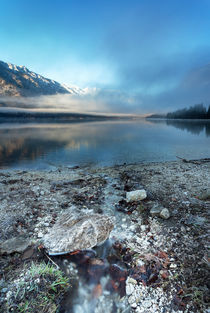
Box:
181 287 206 305
6 261 70 313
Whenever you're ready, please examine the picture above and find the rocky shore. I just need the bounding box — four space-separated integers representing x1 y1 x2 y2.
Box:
0 160 209 312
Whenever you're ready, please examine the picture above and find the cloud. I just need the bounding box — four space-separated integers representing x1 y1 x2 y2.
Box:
1 60 210 116
132 63 210 113
96 1 210 112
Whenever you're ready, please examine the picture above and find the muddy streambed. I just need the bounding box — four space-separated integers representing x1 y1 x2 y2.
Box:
0 160 209 312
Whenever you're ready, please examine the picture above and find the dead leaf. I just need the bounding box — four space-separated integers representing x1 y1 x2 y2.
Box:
92 284 102 298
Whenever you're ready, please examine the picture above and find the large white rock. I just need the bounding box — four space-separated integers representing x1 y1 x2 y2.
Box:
126 189 147 202
43 211 114 255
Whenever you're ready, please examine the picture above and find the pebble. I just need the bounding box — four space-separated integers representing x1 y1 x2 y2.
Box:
126 283 135 296
131 302 137 308
130 225 136 231
181 226 186 232
140 225 147 231
126 189 147 202
127 277 137 285
136 259 145 267
159 208 170 219
150 206 162 217
37 232 43 238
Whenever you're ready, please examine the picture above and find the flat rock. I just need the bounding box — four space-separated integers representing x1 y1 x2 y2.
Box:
0 236 31 254
43 211 114 255
150 205 162 217
126 190 147 202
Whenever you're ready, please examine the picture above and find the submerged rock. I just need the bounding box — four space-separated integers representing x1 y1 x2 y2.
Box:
0 236 31 254
126 190 147 202
43 211 114 255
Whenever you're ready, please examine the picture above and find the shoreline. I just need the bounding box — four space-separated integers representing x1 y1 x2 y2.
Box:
1 157 210 174
0 159 209 312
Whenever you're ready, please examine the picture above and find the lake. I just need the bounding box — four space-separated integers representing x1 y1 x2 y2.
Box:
0 119 210 169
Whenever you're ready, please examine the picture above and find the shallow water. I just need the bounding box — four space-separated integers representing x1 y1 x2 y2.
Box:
56 240 131 313
0 119 210 169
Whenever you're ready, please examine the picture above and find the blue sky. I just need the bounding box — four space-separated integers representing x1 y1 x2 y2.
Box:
1 0 210 113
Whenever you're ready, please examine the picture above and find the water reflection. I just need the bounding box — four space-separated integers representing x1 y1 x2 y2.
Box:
166 120 210 136
0 120 210 169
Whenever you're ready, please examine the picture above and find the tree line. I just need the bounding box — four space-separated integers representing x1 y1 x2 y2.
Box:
166 104 210 119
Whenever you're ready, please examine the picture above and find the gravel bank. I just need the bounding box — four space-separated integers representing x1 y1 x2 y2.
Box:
0 160 209 312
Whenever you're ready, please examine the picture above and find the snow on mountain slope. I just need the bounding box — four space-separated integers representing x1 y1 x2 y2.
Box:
0 60 84 97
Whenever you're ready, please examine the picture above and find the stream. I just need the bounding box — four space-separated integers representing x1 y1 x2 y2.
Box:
56 239 132 313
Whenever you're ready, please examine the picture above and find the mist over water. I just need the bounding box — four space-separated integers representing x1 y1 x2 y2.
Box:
0 119 209 169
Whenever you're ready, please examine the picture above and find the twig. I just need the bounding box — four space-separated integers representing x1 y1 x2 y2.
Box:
176 156 210 164
44 252 60 269
176 156 188 163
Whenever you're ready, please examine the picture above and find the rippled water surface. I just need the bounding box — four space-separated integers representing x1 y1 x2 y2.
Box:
0 119 210 169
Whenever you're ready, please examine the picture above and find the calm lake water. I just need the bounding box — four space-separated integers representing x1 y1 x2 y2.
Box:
0 119 210 169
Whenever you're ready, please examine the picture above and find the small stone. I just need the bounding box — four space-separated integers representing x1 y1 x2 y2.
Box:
126 190 147 202
127 277 138 285
126 284 135 296
44 222 50 227
181 226 186 232
1 288 7 293
160 270 169 279
140 225 146 231
131 302 137 308
38 232 43 238
136 259 145 267
160 208 170 219
144 300 152 308
130 225 136 231
150 206 162 217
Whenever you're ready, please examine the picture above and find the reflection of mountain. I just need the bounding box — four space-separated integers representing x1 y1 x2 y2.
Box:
166 120 210 137
0 132 63 167
0 121 210 168
0 122 125 167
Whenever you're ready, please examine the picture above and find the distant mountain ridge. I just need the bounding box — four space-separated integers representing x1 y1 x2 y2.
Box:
0 60 84 97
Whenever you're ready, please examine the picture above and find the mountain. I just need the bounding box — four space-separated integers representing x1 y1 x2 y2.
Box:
0 60 84 97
